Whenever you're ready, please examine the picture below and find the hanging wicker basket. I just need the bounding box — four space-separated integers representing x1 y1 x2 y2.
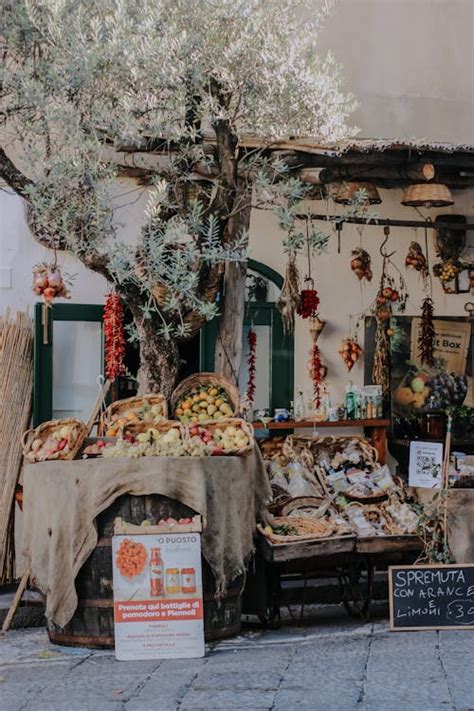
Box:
135 259 223 342
401 183 454 208
329 181 382 205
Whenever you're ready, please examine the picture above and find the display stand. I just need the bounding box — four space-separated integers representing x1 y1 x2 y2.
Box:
244 532 422 627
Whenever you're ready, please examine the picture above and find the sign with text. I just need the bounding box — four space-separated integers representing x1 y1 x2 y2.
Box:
408 441 443 489
112 531 205 660
410 318 470 375
389 564 474 631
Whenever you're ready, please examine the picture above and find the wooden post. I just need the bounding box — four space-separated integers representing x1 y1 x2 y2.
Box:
1 569 30 633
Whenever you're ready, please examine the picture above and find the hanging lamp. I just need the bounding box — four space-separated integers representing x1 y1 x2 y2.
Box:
330 181 382 205
401 183 454 208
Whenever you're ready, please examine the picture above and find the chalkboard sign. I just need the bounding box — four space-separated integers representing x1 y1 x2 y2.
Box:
389 564 474 631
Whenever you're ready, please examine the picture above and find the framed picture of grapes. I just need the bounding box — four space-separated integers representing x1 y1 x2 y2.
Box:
364 316 473 446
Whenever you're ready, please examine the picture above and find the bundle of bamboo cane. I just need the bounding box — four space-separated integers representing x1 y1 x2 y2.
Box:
0 309 33 584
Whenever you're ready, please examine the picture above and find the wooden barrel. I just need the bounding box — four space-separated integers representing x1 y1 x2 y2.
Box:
47 494 242 648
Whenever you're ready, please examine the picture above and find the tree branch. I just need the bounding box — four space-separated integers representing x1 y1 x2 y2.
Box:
0 148 34 199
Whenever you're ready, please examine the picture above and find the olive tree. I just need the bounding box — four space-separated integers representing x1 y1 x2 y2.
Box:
1 0 355 394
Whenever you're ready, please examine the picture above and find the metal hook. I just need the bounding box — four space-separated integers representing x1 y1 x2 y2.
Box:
336 223 342 254
380 225 396 258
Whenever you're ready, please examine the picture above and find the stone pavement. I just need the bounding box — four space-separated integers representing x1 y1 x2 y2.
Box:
0 606 473 711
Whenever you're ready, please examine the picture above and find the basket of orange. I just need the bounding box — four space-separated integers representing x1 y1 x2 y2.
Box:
171 373 239 425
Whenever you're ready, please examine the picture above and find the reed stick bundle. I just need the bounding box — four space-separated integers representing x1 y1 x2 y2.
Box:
0 309 33 583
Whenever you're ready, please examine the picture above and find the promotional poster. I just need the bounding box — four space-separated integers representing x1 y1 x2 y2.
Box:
112 531 205 661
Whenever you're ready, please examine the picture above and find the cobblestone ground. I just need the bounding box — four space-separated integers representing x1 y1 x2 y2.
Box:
0 607 473 711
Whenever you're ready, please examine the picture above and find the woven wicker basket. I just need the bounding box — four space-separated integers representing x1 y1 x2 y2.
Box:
287 434 379 465
329 181 381 205
258 516 335 544
171 372 240 419
152 265 223 341
100 394 168 436
401 183 454 208
186 417 254 455
22 418 88 463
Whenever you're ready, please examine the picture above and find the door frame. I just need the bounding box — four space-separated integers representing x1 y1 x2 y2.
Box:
33 302 104 425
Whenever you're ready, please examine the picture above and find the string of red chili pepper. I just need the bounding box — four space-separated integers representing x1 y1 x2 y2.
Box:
418 297 436 367
245 327 257 407
104 292 126 381
311 342 323 408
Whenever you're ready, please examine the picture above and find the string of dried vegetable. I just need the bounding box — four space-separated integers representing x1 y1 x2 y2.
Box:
277 254 300 334
104 292 126 381
245 327 257 408
418 297 436 366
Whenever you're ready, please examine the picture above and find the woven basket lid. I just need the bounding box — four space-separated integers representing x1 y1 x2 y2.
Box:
401 183 454 207
330 181 382 205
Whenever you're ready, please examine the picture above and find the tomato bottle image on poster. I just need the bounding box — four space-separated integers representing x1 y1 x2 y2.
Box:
150 547 164 597
112 532 205 661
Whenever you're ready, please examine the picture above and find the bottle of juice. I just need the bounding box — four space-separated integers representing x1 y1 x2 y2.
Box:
150 547 164 597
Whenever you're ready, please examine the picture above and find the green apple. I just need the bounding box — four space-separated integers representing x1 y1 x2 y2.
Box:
410 376 425 393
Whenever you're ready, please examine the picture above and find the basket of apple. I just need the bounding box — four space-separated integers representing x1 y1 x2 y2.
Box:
22 418 88 463
172 373 239 424
186 419 254 457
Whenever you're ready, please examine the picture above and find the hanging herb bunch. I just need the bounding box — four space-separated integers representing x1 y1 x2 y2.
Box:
245 327 257 410
277 254 300 335
372 227 409 398
418 297 436 367
104 291 126 381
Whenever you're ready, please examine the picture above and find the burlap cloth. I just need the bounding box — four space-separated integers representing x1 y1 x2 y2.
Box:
22 447 271 628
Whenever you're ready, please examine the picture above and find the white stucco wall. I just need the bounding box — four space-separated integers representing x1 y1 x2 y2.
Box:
317 0 474 144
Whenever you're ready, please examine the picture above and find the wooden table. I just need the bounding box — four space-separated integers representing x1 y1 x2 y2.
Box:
252 419 390 464
243 532 422 627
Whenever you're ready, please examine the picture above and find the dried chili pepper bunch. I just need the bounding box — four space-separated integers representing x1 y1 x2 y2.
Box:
418 297 436 367
245 328 257 408
307 316 326 409
405 241 428 276
104 292 126 381
308 342 324 408
32 262 71 303
350 248 373 281
297 279 320 319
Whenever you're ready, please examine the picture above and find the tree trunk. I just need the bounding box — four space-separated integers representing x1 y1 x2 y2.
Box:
214 260 248 385
135 318 180 397
214 184 252 385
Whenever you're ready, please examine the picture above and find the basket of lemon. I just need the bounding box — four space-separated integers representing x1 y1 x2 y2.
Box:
171 373 240 424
